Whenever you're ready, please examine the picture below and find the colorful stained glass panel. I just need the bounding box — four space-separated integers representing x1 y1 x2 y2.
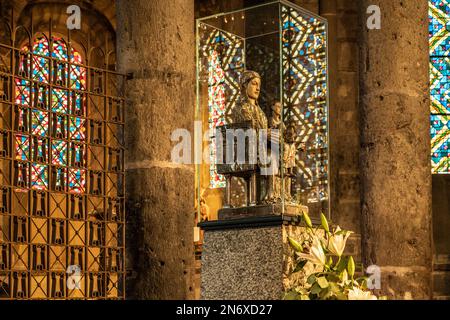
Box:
431 114 450 173
15 134 30 161
282 6 328 203
69 117 86 141
15 79 31 106
68 168 85 194
32 54 50 83
430 0 450 173
207 50 226 188
31 164 48 190
430 57 450 114
52 38 68 61
31 109 49 136
13 35 87 191
52 140 68 166
51 89 69 113
70 65 86 90
429 0 450 56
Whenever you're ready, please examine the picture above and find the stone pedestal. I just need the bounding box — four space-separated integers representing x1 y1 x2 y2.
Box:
199 216 312 300
218 203 308 220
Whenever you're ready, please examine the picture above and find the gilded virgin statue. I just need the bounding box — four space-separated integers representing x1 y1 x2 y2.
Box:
230 70 268 129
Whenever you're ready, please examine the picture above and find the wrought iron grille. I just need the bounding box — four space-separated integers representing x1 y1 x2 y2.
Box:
0 16 125 299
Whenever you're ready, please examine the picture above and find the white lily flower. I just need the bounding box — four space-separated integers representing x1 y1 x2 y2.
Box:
297 236 326 266
348 287 378 300
328 226 352 257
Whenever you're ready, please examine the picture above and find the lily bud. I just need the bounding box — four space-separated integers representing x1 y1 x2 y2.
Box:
341 269 348 283
348 256 355 277
303 211 313 228
320 213 329 233
288 237 303 252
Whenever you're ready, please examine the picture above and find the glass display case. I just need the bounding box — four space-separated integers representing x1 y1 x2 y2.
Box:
195 0 329 228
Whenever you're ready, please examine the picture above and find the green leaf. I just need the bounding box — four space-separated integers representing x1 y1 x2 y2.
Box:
288 237 303 252
293 259 308 273
320 213 330 233
284 291 300 300
307 274 316 285
336 256 348 273
336 292 348 300
317 277 329 289
310 283 322 295
327 273 341 283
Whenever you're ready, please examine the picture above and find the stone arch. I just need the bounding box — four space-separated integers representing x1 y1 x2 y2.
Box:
11 0 115 64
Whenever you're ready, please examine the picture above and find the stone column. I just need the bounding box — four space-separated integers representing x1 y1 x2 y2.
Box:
116 0 195 299
359 1 432 299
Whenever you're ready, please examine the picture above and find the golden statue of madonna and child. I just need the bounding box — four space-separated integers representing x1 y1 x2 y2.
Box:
216 70 308 219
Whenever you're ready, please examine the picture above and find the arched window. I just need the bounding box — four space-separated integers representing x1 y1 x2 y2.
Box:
430 0 450 173
14 35 87 192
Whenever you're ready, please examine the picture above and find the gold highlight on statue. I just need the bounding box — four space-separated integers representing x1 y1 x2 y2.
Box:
230 70 268 129
216 70 308 219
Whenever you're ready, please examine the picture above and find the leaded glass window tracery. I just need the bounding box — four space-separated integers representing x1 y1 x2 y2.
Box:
14 36 87 193
1 23 125 299
208 50 226 188
430 0 450 173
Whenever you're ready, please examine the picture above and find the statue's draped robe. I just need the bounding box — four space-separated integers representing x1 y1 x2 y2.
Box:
230 101 268 129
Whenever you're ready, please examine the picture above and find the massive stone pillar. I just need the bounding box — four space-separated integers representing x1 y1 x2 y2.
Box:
116 0 195 299
359 1 432 299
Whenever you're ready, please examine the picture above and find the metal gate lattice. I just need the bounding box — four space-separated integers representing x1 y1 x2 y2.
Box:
0 15 125 300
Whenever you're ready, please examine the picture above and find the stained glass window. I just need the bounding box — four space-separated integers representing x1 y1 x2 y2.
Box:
281 6 328 204
1 17 125 299
430 0 450 173
14 35 86 192
204 31 244 189
208 50 226 188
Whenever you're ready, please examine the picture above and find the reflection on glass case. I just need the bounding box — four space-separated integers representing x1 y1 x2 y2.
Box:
195 0 329 228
